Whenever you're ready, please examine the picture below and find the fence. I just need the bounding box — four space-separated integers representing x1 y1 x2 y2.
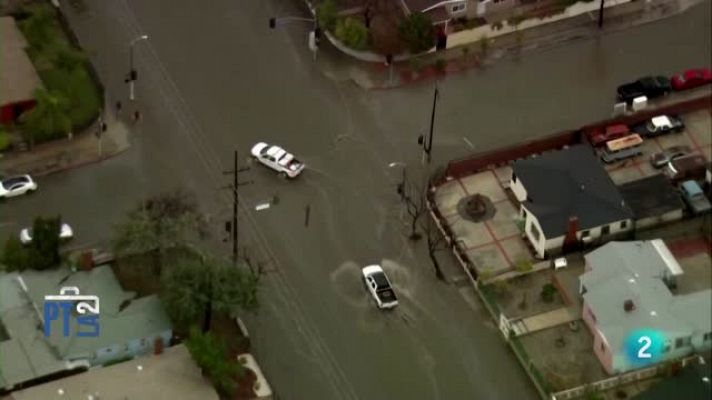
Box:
551 354 707 400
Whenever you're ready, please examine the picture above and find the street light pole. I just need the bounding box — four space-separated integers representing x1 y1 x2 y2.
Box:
128 35 148 101
598 0 605 28
419 86 439 164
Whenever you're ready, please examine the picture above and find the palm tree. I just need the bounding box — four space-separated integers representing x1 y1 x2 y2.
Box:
19 88 71 146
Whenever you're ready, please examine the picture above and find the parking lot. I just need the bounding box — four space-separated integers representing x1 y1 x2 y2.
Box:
606 109 711 184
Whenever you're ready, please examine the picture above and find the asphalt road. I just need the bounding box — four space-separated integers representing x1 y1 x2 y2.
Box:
1 0 710 399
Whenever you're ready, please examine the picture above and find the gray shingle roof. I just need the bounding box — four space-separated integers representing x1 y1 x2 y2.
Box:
513 144 633 237
582 241 712 361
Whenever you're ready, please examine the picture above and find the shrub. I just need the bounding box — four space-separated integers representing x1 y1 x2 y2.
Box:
514 258 533 272
409 56 424 72
478 35 489 55
334 18 369 50
540 283 557 303
2 237 29 272
0 127 11 152
398 12 435 54
434 58 446 72
316 0 338 31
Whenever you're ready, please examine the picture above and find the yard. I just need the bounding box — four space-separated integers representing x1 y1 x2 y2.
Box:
14 3 101 140
487 270 567 320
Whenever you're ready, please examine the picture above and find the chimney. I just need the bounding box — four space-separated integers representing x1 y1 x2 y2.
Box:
563 216 579 252
624 299 635 312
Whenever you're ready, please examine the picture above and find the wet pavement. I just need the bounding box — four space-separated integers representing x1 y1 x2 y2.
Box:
1 0 710 398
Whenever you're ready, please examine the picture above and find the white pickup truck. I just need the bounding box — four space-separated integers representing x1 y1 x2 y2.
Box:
362 265 398 309
250 142 305 178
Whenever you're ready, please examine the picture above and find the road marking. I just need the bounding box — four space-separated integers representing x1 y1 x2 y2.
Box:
462 137 475 149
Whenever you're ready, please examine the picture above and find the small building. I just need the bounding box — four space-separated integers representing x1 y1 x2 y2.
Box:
510 144 634 259
619 174 685 230
580 240 712 375
0 17 42 125
9 344 220 400
0 265 173 392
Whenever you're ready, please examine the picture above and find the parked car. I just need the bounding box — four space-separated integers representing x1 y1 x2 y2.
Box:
0 175 38 199
617 76 671 103
588 124 630 147
650 145 692 168
250 142 305 178
633 115 685 137
362 264 398 309
20 223 74 245
680 180 711 215
664 154 707 183
671 68 712 91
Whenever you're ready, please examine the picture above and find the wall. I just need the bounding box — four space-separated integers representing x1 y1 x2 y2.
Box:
582 302 615 374
509 174 527 202
635 209 684 230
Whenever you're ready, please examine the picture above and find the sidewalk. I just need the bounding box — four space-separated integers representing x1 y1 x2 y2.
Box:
317 0 699 90
0 109 130 177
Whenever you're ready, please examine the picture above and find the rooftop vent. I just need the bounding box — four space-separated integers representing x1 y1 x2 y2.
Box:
624 299 635 312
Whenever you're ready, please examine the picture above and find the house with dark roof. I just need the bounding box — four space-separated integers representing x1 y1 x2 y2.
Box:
580 240 712 375
619 174 685 230
509 144 634 259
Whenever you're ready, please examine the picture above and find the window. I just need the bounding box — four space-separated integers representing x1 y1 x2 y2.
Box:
602 225 610 235
450 2 466 12
529 223 541 241
675 336 691 349
704 332 712 342
663 341 671 353
620 220 628 229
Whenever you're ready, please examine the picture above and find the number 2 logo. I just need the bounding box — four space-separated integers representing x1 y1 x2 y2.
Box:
637 335 652 359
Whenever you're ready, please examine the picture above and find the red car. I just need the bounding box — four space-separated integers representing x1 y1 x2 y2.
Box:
588 124 630 147
671 68 712 91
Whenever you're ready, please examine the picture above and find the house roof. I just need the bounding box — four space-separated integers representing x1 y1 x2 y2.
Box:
632 360 711 400
0 273 73 389
0 17 42 106
0 266 172 389
581 241 712 366
619 174 684 219
19 265 172 360
513 144 633 237
9 344 220 400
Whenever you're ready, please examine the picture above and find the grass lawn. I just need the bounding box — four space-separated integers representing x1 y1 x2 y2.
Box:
17 4 101 136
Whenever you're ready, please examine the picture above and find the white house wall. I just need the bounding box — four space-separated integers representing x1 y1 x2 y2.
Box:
509 176 528 202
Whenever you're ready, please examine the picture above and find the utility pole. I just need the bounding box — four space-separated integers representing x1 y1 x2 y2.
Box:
418 86 439 164
598 0 605 28
222 149 252 264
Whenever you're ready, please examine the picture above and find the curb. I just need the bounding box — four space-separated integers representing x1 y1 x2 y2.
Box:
32 146 130 178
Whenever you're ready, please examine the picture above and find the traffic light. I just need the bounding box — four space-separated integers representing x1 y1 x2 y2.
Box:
385 54 393 66
269 18 276 29
417 135 424 145
130 69 137 81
